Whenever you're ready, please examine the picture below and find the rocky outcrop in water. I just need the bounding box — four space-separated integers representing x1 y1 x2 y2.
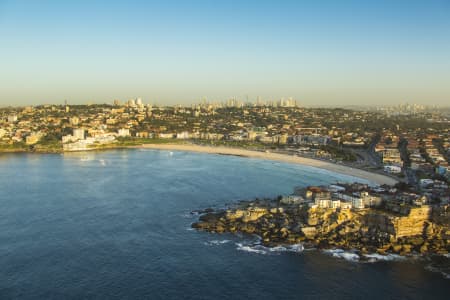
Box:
192 200 450 256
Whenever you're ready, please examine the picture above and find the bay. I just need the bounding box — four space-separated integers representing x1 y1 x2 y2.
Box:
0 150 448 299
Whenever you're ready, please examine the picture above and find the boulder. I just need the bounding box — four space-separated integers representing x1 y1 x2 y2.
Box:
419 244 428 254
391 244 402 253
301 226 317 239
401 244 412 254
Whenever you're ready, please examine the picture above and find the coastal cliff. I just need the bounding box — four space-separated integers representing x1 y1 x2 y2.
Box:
192 200 449 256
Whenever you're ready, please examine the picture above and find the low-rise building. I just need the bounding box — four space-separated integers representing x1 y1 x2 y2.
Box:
118 128 130 137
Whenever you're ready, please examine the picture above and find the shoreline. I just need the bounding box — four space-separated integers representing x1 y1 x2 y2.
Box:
133 143 398 186
1 142 398 186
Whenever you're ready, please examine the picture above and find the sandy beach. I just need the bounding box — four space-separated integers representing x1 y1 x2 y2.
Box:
134 144 398 186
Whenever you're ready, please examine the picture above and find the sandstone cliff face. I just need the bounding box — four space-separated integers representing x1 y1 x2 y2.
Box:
363 206 432 238
226 207 268 223
392 206 431 238
192 202 449 256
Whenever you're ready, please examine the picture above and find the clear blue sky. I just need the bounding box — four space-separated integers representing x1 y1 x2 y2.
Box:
1 0 449 106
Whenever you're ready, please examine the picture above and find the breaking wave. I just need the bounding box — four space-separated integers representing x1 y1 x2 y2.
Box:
323 249 360 262
235 242 304 255
269 244 304 253
236 243 269 255
204 240 232 246
362 253 406 263
323 249 408 263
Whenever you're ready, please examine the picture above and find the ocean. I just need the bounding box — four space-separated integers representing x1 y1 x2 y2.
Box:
0 149 448 299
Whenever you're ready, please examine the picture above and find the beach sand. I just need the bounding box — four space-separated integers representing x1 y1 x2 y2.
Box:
134 144 398 186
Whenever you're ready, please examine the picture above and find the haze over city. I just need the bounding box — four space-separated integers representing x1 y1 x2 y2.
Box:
1 0 449 106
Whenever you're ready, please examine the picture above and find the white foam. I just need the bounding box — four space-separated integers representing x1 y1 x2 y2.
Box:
289 244 305 252
323 249 360 262
236 243 268 255
363 253 406 262
236 243 269 254
325 250 409 263
235 242 304 255
204 240 232 246
268 245 286 252
269 244 304 253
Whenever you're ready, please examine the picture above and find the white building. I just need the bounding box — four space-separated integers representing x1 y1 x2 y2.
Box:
63 135 116 151
384 165 402 173
177 131 190 139
331 200 341 209
352 197 365 209
73 128 85 140
315 198 332 209
62 128 86 144
118 128 130 137
159 133 175 139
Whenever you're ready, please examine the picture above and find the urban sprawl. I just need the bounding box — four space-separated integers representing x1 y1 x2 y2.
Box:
1 98 450 210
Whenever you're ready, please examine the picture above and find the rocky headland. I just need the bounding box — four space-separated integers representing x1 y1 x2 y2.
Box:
192 199 450 257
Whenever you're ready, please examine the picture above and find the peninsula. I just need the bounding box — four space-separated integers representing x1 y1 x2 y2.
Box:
192 183 450 258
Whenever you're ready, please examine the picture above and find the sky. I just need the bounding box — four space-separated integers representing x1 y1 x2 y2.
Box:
0 0 449 107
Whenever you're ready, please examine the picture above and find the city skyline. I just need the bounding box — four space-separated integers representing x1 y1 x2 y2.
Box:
1 96 449 110
1 0 449 106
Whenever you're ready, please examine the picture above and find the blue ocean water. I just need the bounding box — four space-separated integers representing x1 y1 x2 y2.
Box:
0 149 448 299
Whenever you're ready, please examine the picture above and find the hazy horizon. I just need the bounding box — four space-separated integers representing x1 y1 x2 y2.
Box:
1 100 450 109
1 0 449 106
